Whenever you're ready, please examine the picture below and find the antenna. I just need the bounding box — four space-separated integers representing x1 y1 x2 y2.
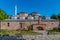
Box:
15 5 17 16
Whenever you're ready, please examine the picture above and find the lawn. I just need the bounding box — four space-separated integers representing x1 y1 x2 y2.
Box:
0 29 40 35
19 30 40 35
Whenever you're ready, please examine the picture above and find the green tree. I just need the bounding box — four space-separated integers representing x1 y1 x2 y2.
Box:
0 9 9 20
51 14 57 19
57 13 60 19
57 13 60 26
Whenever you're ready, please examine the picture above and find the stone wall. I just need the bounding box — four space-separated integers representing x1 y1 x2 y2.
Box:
0 20 59 30
0 21 38 30
43 21 59 30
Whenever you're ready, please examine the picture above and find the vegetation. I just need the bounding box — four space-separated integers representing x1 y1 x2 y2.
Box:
0 8 9 20
19 30 40 35
0 29 17 35
51 14 57 19
28 25 33 31
51 13 60 19
48 26 60 34
0 29 40 35
51 13 60 26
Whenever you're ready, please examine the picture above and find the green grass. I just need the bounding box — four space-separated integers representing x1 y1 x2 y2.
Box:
0 29 17 35
48 26 60 34
48 30 57 34
19 30 40 35
48 29 60 34
0 29 40 35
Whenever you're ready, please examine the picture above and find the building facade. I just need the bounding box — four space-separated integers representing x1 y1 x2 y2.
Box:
0 12 59 31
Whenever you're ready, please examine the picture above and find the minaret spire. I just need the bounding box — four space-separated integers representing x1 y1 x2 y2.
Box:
15 5 17 16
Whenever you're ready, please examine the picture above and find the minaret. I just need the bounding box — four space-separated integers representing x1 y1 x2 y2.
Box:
15 5 17 16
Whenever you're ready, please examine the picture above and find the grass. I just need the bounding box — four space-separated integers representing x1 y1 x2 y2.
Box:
48 28 60 34
48 30 57 34
0 29 40 35
0 29 17 35
19 30 40 35
48 26 60 34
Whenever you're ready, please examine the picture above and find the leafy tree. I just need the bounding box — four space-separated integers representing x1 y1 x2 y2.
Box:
0 8 9 20
57 13 60 26
51 14 57 19
57 13 60 19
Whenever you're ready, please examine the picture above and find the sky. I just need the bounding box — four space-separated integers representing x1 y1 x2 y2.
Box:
0 0 60 16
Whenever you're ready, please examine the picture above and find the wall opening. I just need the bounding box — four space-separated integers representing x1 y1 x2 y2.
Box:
7 23 10 27
19 23 23 28
37 26 44 30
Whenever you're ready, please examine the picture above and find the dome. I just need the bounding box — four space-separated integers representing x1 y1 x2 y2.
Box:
18 12 28 17
18 12 27 15
31 12 40 16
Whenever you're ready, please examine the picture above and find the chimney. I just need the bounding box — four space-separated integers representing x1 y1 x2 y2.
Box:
38 16 42 24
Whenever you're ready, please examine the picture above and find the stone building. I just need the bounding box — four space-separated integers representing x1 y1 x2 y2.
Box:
0 12 59 31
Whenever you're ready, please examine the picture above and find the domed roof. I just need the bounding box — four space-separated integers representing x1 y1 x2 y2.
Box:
17 12 28 17
31 12 40 16
31 12 38 15
18 12 27 15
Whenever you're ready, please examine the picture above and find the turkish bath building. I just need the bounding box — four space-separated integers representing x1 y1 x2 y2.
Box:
0 12 59 31
0 6 59 31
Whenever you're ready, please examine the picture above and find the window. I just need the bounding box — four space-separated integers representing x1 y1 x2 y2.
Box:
7 23 10 27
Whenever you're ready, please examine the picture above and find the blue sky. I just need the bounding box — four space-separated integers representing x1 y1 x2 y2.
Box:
0 0 60 16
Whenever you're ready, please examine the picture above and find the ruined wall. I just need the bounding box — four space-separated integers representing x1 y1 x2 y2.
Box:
0 21 38 30
42 20 59 30
0 22 20 30
0 20 59 30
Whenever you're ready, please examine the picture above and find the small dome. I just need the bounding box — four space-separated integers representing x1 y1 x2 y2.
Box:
18 12 27 15
31 12 38 15
31 12 40 16
18 12 28 17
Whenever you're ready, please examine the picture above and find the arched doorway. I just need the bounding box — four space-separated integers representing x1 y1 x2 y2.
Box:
37 26 44 30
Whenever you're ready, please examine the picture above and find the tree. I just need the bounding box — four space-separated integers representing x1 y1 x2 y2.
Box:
0 9 9 20
57 13 60 26
57 13 60 19
51 14 57 19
